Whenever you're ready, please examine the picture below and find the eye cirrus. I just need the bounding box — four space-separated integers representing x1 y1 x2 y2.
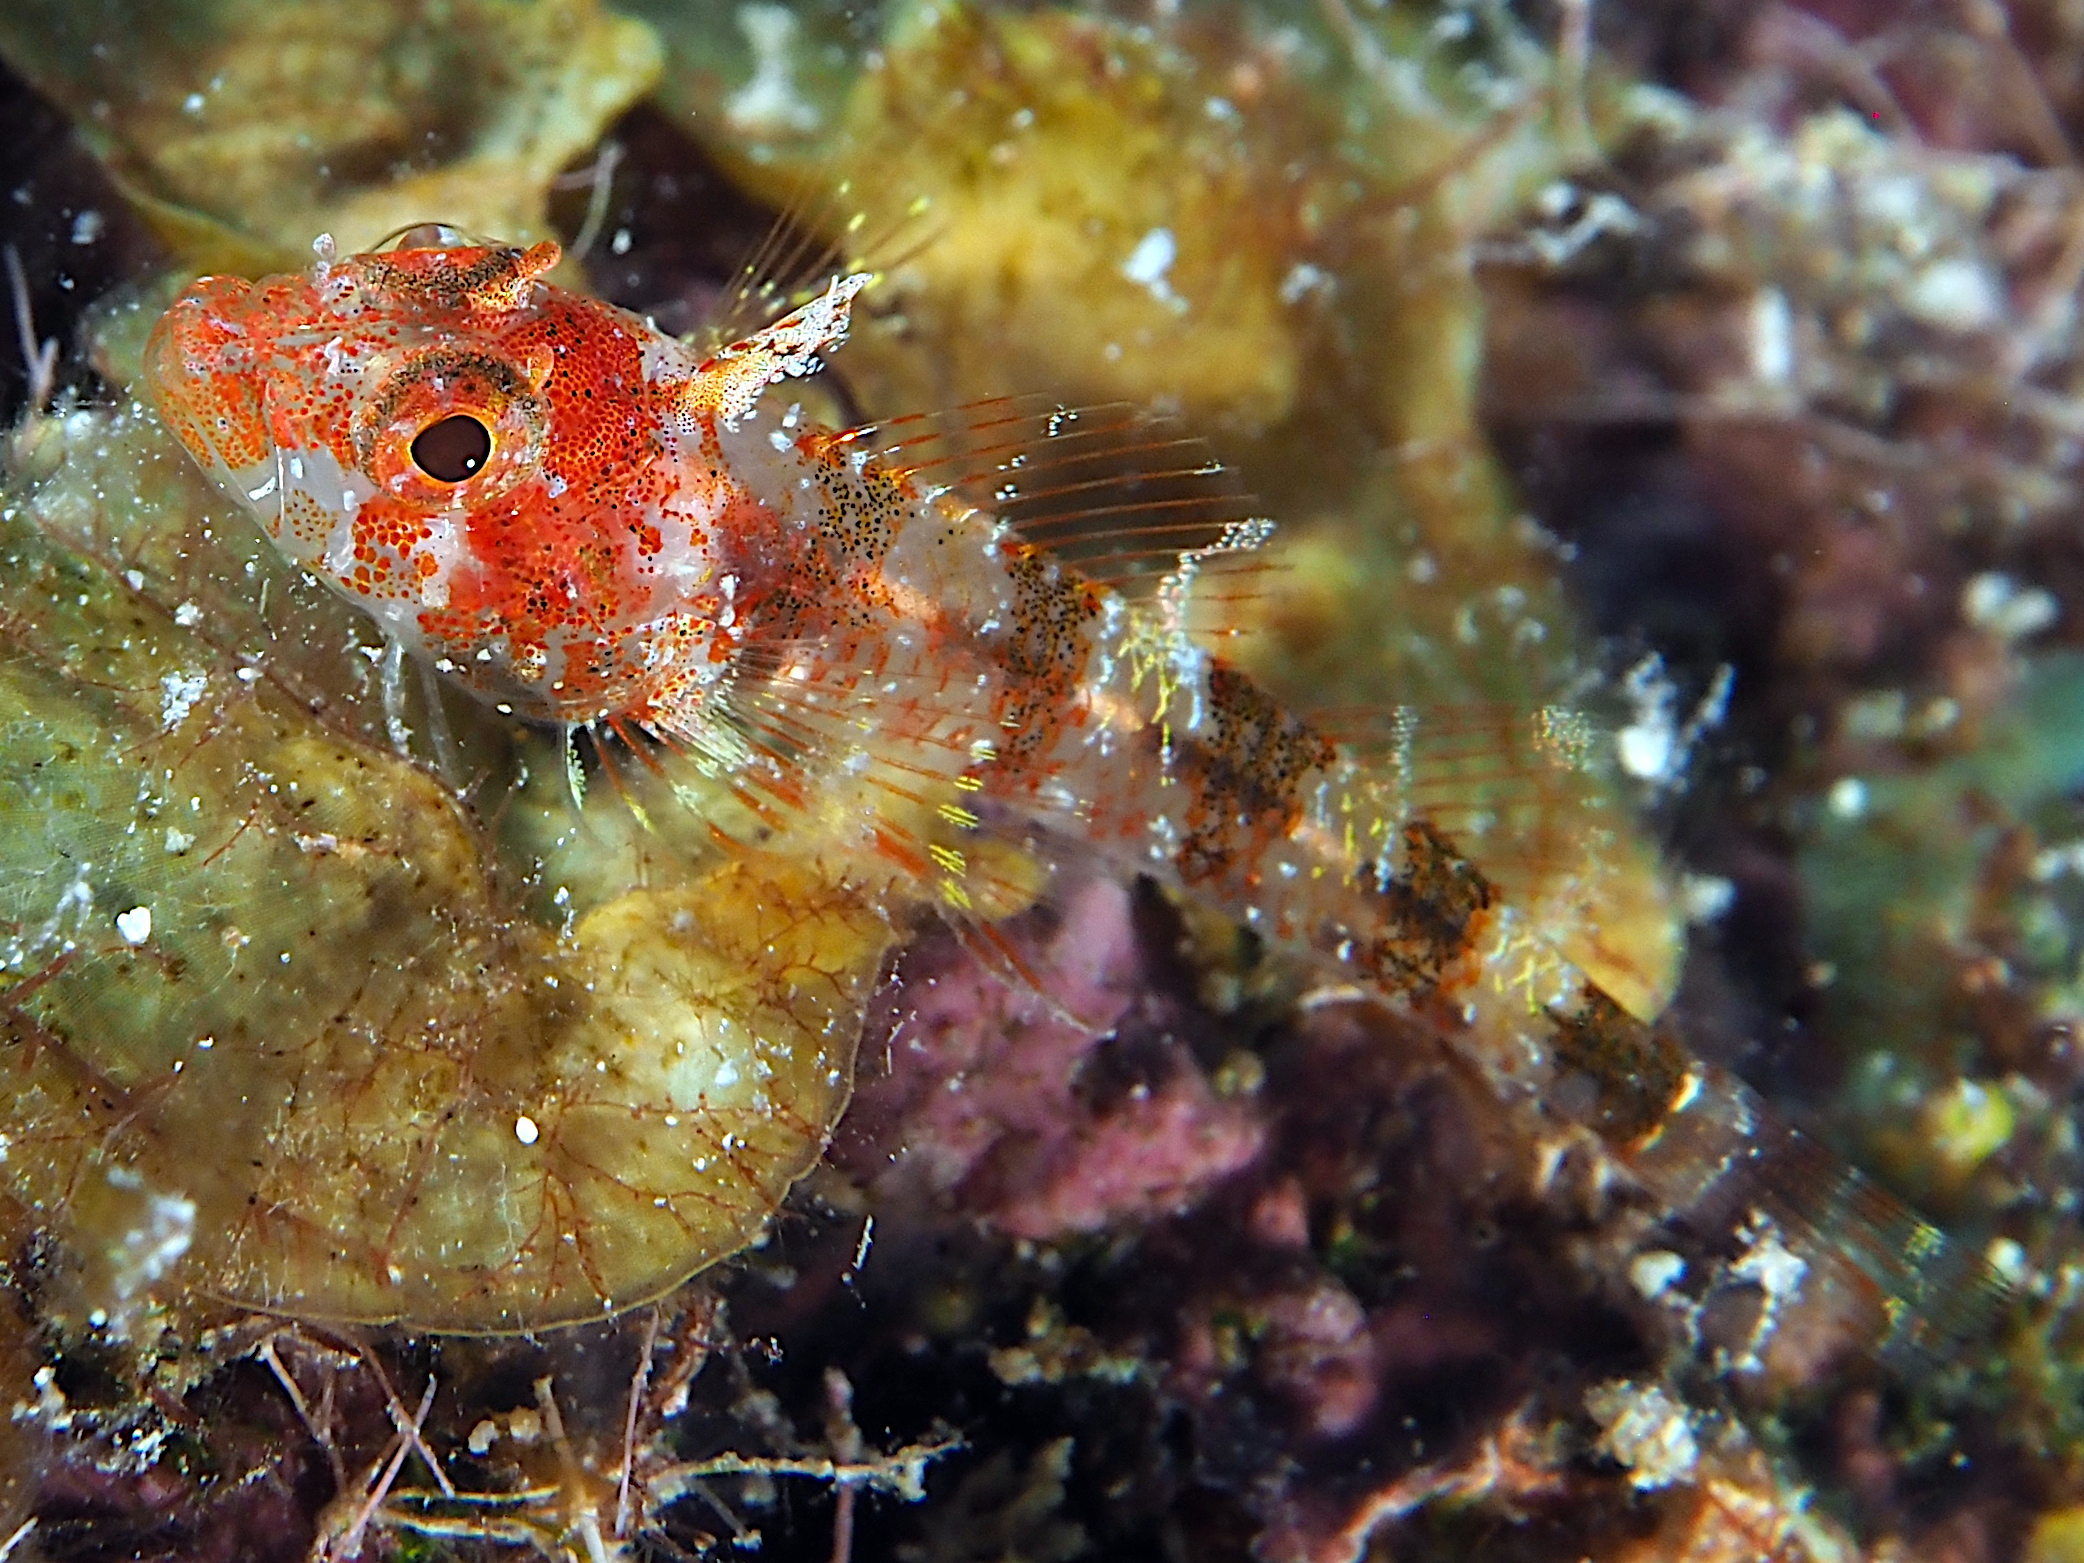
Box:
410 413 493 483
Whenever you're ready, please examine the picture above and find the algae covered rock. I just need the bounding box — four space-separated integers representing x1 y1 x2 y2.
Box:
15 2 2075 1557
0 398 890 1333
0 0 662 269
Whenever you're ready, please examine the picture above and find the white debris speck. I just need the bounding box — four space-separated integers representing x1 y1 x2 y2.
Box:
1122 226 1176 286
181 92 206 116
1524 186 1641 266
727 4 821 134
2033 840 2084 881
1750 287 1793 383
126 1190 194 1291
1733 1217 1809 1302
163 827 194 855
1827 776 1868 819
468 1419 499 1455
1987 1236 2030 1288
172 600 203 627
70 209 104 246
1679 874 1735 924
1628 1250 1688 1301
99 1167 196 1308
1902 257 2001 334
21 1363 72 1433
1962 571 2058 643
1585 1380 1699 1490
1722 1213 1810 1374
1122 227 1186 310
1617 693 1675 783
1278 262 1331 305
114 906 151 945
514 1114 540 1146
1614 654 1731 794
1620 656 1731 798
159 670 207 731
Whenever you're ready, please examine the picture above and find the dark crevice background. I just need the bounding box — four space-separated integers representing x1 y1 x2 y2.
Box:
0 56 163 428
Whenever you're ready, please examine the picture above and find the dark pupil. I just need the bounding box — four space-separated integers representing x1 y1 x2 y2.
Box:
410 415 492 482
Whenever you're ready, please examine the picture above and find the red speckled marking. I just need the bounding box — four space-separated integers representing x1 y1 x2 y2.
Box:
145 241 728 717
145 276 271 473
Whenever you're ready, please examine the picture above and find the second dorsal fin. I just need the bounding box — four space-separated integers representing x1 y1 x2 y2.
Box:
834 395 1281 635
1318 701 1681 1022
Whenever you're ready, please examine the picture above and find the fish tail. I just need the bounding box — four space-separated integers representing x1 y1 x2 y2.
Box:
1547 988 2010 1387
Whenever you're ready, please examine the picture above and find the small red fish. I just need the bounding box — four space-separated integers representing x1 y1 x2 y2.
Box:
145 227 1999 1366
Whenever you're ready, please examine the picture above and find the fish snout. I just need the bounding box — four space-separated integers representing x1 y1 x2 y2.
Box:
144 276 274 493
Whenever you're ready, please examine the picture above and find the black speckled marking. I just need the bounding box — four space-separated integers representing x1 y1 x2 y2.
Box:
812 450 905 632
1547 985 1690 1145
361 248 536 313
1353 819 1496 997
814 453 901 562
993 544 1104 764
1174 664 1336 885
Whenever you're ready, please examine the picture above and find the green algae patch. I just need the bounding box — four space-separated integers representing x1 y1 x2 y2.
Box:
0 402 891 1333
1800 655 2084 1200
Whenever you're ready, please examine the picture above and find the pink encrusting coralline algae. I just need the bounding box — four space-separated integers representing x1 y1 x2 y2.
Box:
145 228 2000 1360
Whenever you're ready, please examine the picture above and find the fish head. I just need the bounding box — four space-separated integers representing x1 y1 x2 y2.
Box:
145 233 728 717
144 233 561 573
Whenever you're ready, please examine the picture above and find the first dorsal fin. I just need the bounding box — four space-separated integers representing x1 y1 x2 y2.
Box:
701 162 940 354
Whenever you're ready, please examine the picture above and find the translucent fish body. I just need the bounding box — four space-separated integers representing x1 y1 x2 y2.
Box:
144 235 1999 1360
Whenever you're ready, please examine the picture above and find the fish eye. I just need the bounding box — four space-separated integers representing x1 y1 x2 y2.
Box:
410 414 493 483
